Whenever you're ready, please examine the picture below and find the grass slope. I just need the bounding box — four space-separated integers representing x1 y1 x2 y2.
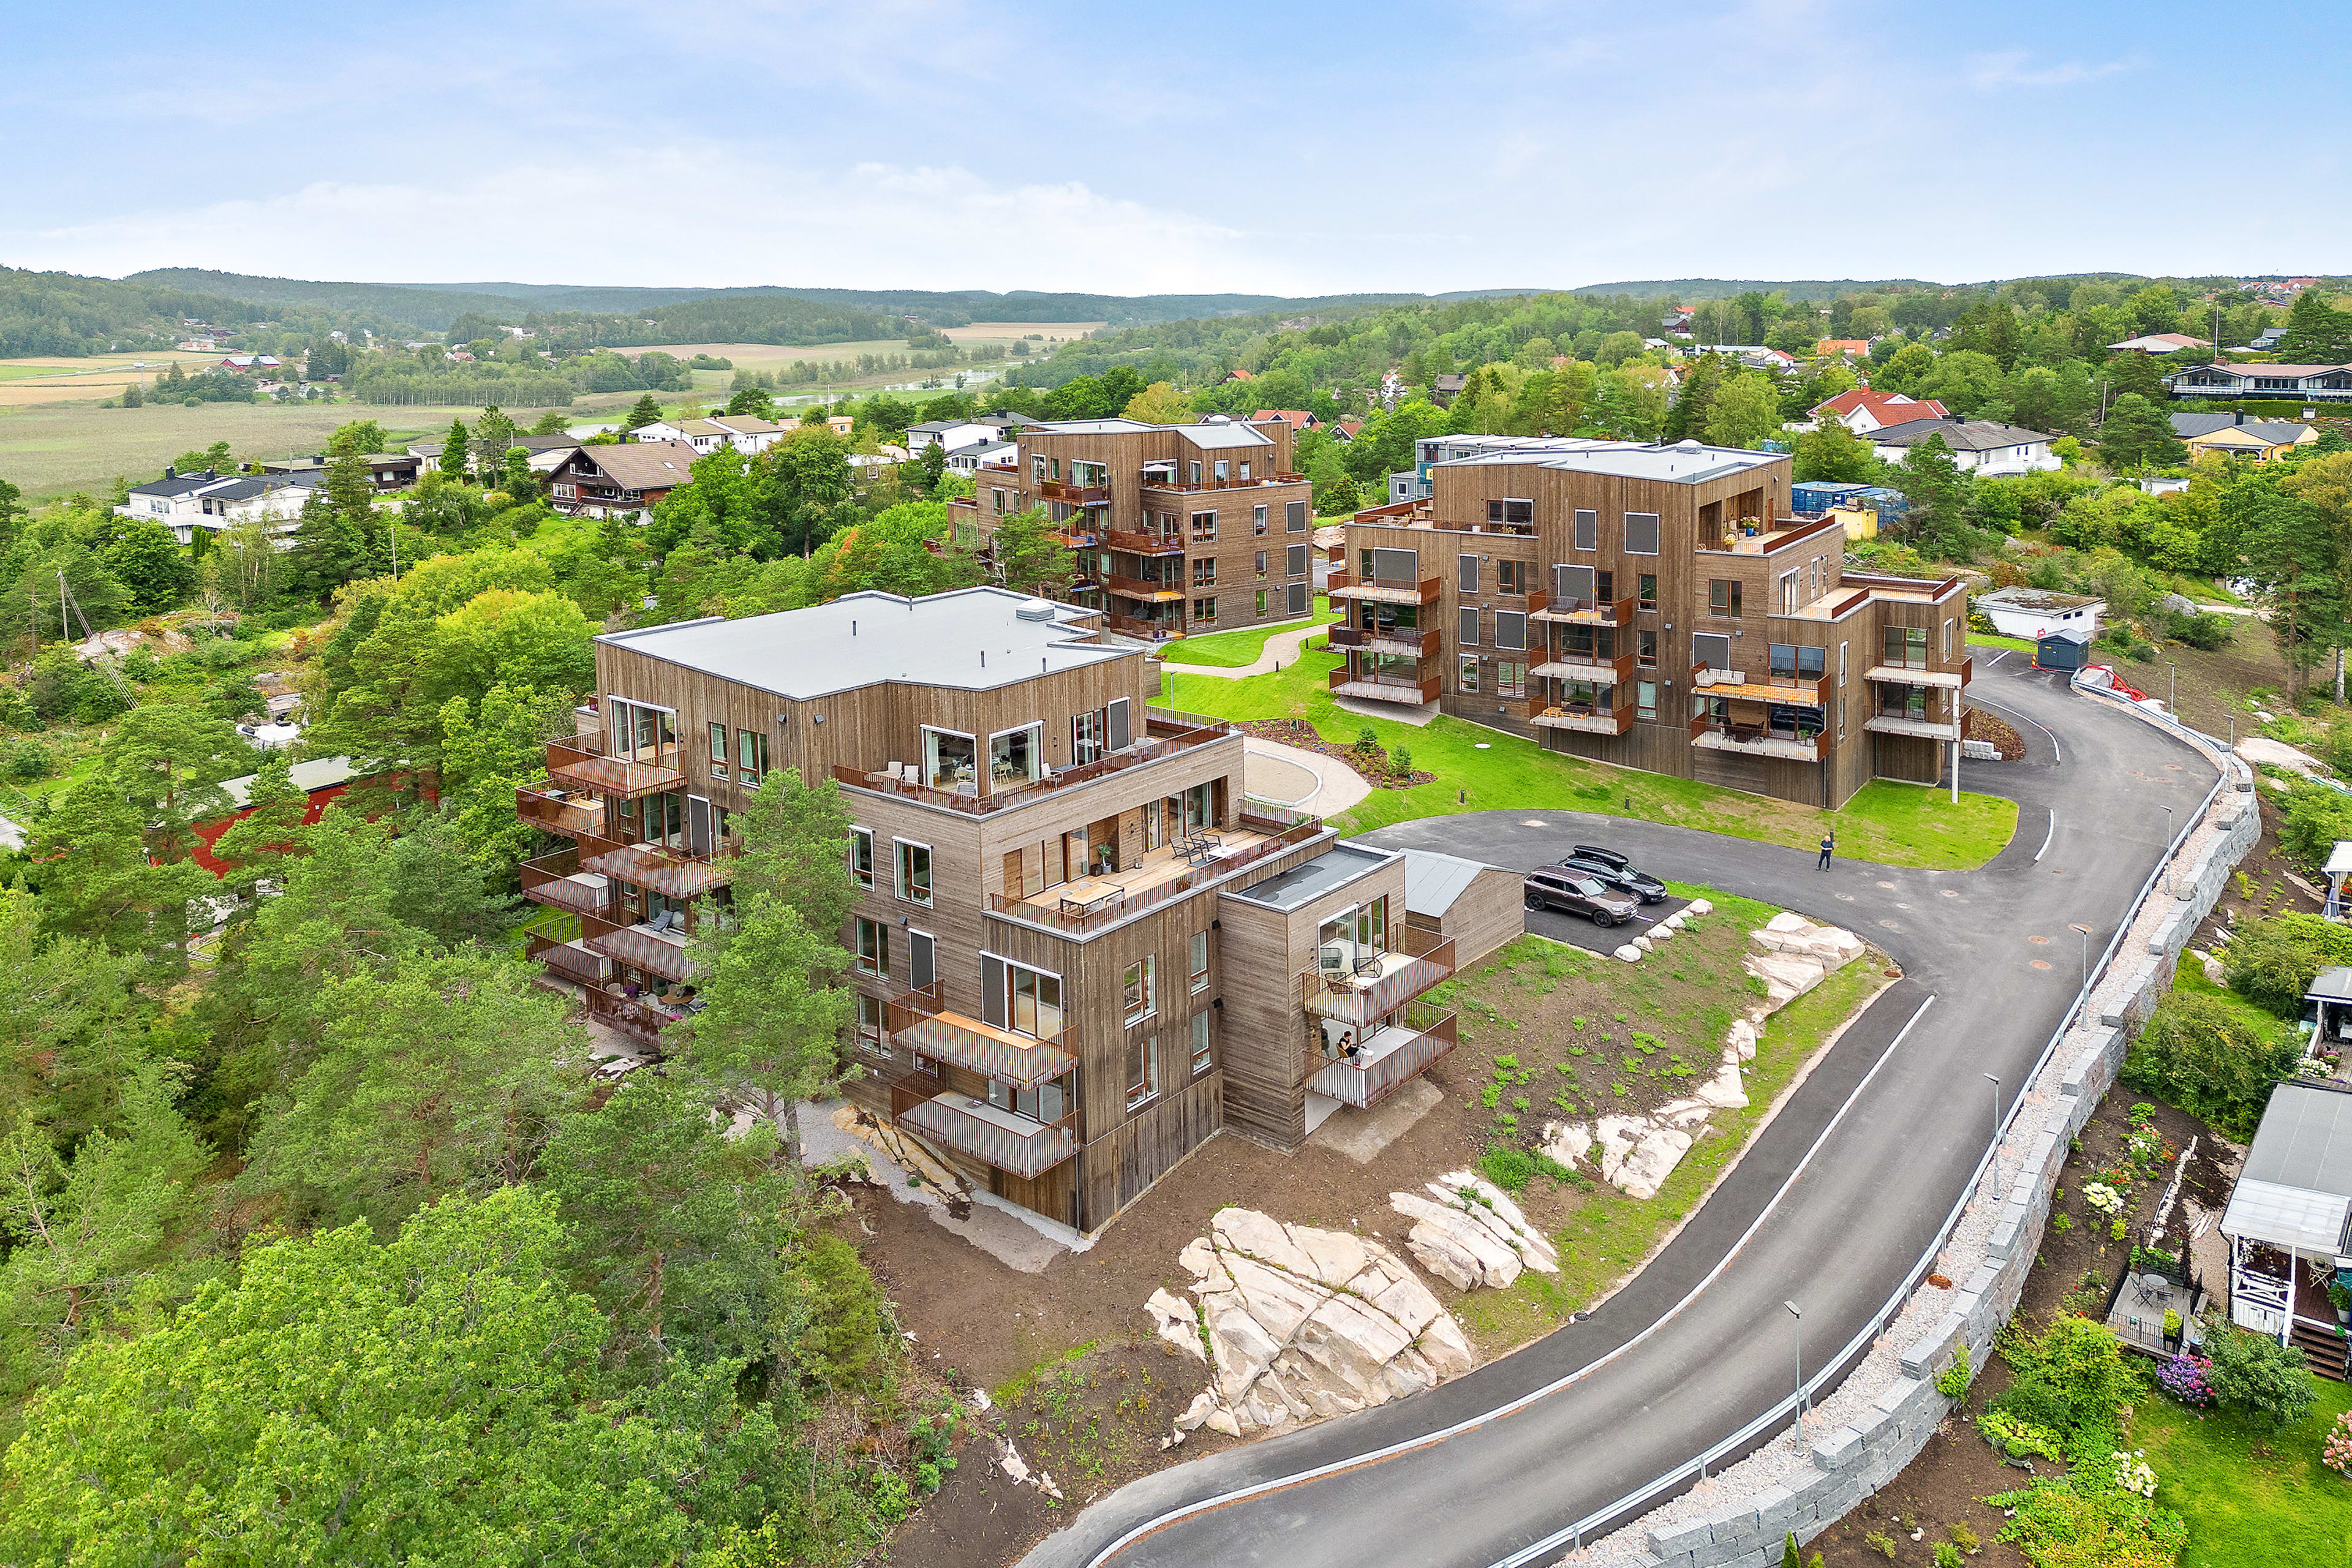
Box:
1158 650 2016 869
1159 598 1339 668
2136 1378 2352 1567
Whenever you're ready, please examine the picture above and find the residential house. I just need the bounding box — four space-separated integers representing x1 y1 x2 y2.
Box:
513 586 1477 1231
1338 435 1972 810
1251 409 1319 432
907 418 1000 453
408 432 582 474
2169 412 2319 462
945 439 1019 477
1329 420 1365 445
547 440 700 519
218 354 281 372
948 417 1316 639
258 452 424 491
2218 1080 2352 1376
1216 368 1256 385
1972 586 2101 641
827 415 856 439
2166 362 2352 404
115 467 315 546
1815 339 1872 360
1806 389 1951 434
1863 417 2060 477
1429 373 1469 409
2107 333 2211 355
190 757 433 876
1702 345 1799 373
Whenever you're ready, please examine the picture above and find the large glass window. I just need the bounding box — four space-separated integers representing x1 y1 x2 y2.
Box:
923 727 977 790
849 827 873 887
611 699 676 763
1189 929 1210 994
1623 513 1660 554
1009 963 1063 1038
1191 1011 1212 1074
990 724 1041 787
1127 1035 1160 1111
1883 625 1928 669
856 993 886 1054
1072 709 1104 766
1123 955 1156 1025
894 840 932 906
737 727 767 786
855 918 888 978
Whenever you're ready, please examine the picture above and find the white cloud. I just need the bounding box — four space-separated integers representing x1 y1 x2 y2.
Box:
1965 51 2133 90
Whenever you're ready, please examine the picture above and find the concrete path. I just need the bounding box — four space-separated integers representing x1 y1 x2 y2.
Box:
1161 617 1332 679
1243 737 1372 818
1020 657 2215 1568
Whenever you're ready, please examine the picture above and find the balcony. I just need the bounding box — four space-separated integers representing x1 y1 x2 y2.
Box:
989 811 1326 934
1050 527 1100 550
582 841 737 901
1103 612 1184 641
1329 625 1440 659
583 986 683 1050
1102 528 1186 555
1689 717 1826 763
1533 594 1636 627
546 736 684 800
1139 471 1308 495
1105 575 1186 603
891 1074 1079 1179
581 910 695 983
1865 711 1961 740
1865 657 1970 689
1531 698 1635 736
1532 649 1637 687
1691 665 1833 708
521 846 608 916
516 784 605 838
886 982 1076 1088
1309 1008 1458 1110
831 717 1232 816
526 931 609 987
1328 571 1442 606
1329 668 1441 706
1302 928 1455 1030
1036 479 1111 507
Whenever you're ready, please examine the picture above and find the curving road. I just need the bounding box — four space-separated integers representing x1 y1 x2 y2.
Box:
1020 654 2215 1568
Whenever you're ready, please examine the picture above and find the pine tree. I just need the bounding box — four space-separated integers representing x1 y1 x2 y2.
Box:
625 393 663 430
1782 1531 1802 1568
439 418 470 478
2276 288 2352 362
2096 393 2188 470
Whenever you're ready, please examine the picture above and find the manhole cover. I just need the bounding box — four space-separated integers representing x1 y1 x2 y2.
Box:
2028 935 2051 944
2030 960 2052 970
1878 919 1902 930
1876 880 1898 889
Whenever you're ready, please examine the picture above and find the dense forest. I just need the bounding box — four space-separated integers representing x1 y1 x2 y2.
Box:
0 267 272 358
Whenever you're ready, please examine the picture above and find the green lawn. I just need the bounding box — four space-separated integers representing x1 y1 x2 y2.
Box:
2136 1378 2352 1566
1159 597 1339 668
1967 633 2038 654
1157 649 2018 870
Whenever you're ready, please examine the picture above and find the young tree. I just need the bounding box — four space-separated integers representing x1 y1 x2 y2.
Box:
0 883 143 1134
1793 420 1876 483
1120 380 1193 423
439 417 470 478
101 518 196 611
2239 488 2343 705
471 404 518 475
1702 371 1783 449
206 749 310 898
990 505 1076 599
625 393 665 430
437 682 576 874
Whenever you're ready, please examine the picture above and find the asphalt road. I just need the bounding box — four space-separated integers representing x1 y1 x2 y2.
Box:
1021 654 2215 1568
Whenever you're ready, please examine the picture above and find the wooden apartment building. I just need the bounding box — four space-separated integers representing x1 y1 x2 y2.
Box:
950 417 1318 640
514 586 1470 1233
1335 436 1970 809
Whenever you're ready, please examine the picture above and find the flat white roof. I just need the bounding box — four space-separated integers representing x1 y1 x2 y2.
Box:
1435 437 1783 486
595 587 1129 701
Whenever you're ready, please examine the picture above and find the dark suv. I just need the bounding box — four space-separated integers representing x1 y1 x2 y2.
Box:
1559 846 1667 904
1522 867 1641 927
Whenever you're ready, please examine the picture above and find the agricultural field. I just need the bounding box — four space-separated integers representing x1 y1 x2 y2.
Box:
0 350 229 408
938 320 1102 347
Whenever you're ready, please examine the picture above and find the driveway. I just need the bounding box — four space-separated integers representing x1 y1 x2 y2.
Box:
1021 658 2215 1568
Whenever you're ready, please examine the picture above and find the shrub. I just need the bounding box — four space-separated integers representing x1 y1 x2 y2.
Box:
1935 1544 1964 1568
795 1233 888 1392
2201 1319 2316 1428
1991 1477 2185 1567
1935 1343 1972 1399
1995 1317 2136 1434
4 739 53 782
1950 1521 1978 1555
2325 1410 2352 1477
870 1469 913 1522
1862 1532 1896 1561
1977 1408 2067 1461
2120 991 2300 1140
2222 912 2352 1017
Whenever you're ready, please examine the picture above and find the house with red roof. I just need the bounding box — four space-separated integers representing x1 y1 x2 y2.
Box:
1250 408 1317 431
1806 387 1950 435
1328 420 1365 444
1815 339 1872 360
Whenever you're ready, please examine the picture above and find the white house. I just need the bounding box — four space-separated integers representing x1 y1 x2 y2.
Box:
944 439 1018 477
1806 388 1950 434
905 418 998 453
115 469 313 546
1972 586 2102 640
1866 417 2060 477
2106 334 2210 355
2166 361 2352 405
628 416 788 457
2220 1080 2352 1366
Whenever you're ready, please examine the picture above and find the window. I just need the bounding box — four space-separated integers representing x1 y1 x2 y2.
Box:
1638 628 1657 668
1458 654 1480 693
1107 697 1131 750
1188 459 1202 484
849 827 874 888
1193 596 1218 623
1637 680 1659 720
992 488 1008 514
922 726 977 790
1238 461 1251 480
1126 1035 1160 1111
894 840 932 906
1123 955 1157 1025
1213 460 1229 481
1287 582 1308 616
1574 509 1597 551
1256 589 1268 616
1708 579 1743 618
1638 573 1657 612
1494 610 1527 651
610 699 676 764
990 723 1041 786
1286 543 1309 576
1498 559 1526 596
1072 709 1104 765
1943 617 1955 658
1255 551 1268 579
1072 459 1106 486
737 726 767 786
856 992 886 1054
1458 606 1479 646
1691 631 1732 671
1254 504 1268 535
1189 930 1210 994
1458 553 1480 593
1486 497 1533 530
1190 509 1218 543
1883 625 1928 669
987 1073 1068 1123
1010 964 1061 1037
1495 660 1526 698
1032 454 1048 483
908 929 935 990
1839 640 1849 685
1780 570 1800 615
1286 500 1308 532
855 918 888 978
1050 457 1061 480
707 720 729 780
1190 1011 1212 1074
1623 512 1660 554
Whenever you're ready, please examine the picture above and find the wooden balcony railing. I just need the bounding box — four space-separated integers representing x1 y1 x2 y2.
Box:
1529 695 1636 734
1036 480 1111 506
1691 665 1834 708
582 986 679 1049
890 1074 1080 1179
582 840 738 900
831 719 1233 816
1329 668 1441 704
546 736 683 799
516 784 604 838
1102 528 1186 555
1302 927 1455 1027
1534 649 1637 687
986 814 1325 933
884 981 1076 1088
1139 472 1308 494
580 909 696 982
521 846 607 916
1328 625 1440 658
1534 594 1636 626
1104 574 1187 601
1306 1008 1458 1110
526 931 608 986
1327 572 1442 605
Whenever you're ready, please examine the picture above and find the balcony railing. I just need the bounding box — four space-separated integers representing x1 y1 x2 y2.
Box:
1139 472 1308 494
521 846 608 916
885 981 1076 1088
1865 655 1970 688
986 813 1325 933
1102 612 1184 641
1036 480 1111 506
1328 625 1440 658
1690 665 1834 708
1302 927 1455 1028
1102 527 1186 555
546 736 684 800
582 986 679 1050
526 931 609 986
581 910 696 982
1329 668 1441 705
1533 649 1637 686
1533 594 1636 627
1327 571 1442 605
1104 575 1186 602
1530 697 1635 736
1688 717 1826 763
516 784 605 838
1308 1008 1458 1110
830 718 1234 816
582 840 737 900
890 1074 1079 1179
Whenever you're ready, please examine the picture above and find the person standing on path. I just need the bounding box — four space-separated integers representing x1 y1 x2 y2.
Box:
1818 831 1834 870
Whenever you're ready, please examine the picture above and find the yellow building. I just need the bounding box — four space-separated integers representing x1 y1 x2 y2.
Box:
2171 413 2318 462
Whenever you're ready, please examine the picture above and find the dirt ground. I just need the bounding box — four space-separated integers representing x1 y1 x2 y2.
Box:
1804 1077 2229 1566
2106 619 2294 743
872 905 1885 1566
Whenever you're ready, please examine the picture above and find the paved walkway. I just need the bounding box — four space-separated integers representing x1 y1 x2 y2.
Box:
1243 736 1371 818
1163 618 1331 679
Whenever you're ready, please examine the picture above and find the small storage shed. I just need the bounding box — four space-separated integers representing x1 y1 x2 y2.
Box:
1976 586 2104 641
2034 627 2092 671
1395 848 1525 967
2310 967 2352 1045
2219 1082 2352 1368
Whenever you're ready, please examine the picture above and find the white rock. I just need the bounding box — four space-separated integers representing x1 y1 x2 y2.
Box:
1542 1121 1593 1167
1746 949 1826 1000
1649 924 1674 942
1000 1441 1031 1484
1695 1058 1749 1109
1686 898 1713 915
1615 944 1643 962
1205 1406 1242 1437
1725 1016 1760 1061
1392 1192 1521 1287
1632 935 1654 952
1614 1125 1695 1200
1175 1391 1219 1432
1661 911 1686 931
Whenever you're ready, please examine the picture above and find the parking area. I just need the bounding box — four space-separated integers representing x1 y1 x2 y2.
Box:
1523 891 1689 954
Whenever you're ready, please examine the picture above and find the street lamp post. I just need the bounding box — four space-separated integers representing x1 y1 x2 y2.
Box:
2162 805 2177 896
2070 922 2094 1019
1983 1072 2002 1197
1785 1300 1804 1445
2168 662 2177 717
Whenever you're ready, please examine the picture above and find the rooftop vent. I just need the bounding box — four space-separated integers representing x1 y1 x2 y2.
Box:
1675 438 1703 453
1016 599 1058 622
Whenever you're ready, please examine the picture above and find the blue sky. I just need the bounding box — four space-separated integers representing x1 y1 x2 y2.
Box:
5 1 2344 295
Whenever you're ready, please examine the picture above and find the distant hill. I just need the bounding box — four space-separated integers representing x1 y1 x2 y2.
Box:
1569 278 1948 302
